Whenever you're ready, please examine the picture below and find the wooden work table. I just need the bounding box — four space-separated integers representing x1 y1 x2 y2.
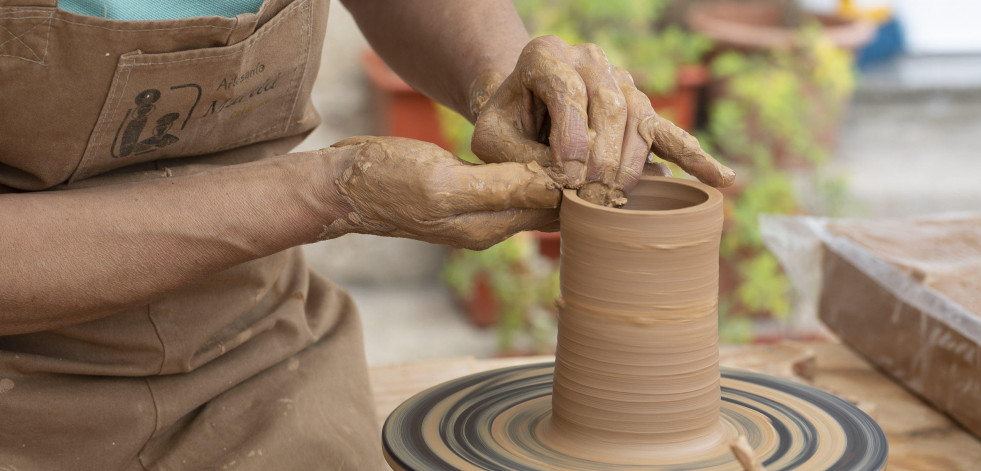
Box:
369 341 981 470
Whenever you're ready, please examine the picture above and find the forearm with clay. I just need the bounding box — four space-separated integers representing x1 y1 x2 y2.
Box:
0 139 562 334
0 152 347 335
319 136 560 250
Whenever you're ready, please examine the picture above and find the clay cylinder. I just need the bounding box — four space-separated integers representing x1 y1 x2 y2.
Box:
545 176 726 463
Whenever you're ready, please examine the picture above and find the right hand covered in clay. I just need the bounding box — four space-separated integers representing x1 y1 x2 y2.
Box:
469 36 735 207
320 136 560 250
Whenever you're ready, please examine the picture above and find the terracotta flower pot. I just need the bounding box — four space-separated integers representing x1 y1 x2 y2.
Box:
532 231 561 260
686 1 876 52
460 272 499 328
645 64 710 132
361 50 449 150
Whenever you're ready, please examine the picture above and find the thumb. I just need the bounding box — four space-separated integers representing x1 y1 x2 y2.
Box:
444 208 558 251
438 161 561 213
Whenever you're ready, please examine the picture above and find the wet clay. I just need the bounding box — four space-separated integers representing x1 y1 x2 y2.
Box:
821 215 981 439
543 176 732 464
384 363 891 470
382 177 888 470
321 136 560 250
470 36 734 209
828 216 981 315
731 435 767 471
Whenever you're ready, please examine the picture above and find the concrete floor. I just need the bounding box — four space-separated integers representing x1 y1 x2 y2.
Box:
350 285 497 366
832 56 981 218
297 2 981 366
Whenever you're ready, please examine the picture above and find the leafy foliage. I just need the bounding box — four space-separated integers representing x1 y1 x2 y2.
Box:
436 93 557 354
706 25 857 326
708 24 855 168
439 8 858 345
436 105 481 164
441 233 559 354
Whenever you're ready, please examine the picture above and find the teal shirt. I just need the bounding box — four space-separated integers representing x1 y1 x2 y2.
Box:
59 0 264 20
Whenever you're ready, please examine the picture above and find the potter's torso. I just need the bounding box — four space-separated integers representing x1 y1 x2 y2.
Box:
0 0 384 468
0 0 325 191
0 0 328 369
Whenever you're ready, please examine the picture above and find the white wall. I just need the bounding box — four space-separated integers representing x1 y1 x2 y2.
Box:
801 0 981 54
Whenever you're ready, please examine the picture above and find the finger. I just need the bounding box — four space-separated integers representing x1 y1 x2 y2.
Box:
640 114 735 187
573 43 626 190
612 67 655 195
518 37 590 187
445 208 559 251
436 161 561 214
332 135 433 155
471 83 551 165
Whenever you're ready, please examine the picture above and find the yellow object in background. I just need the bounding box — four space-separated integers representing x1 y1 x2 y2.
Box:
839 0 892 23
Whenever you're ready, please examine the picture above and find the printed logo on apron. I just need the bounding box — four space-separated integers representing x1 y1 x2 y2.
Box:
72 0 314 181
112 86 196 158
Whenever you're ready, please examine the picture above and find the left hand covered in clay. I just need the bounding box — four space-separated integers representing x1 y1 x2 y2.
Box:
469 36 735 207
320 136 560 250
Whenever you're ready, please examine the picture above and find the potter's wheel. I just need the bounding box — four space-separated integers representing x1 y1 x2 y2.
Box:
383 363 888 470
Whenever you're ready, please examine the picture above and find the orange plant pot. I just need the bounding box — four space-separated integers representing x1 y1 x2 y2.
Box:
461 273 499 328
645 64 710 132
361 50 450 150
533 231 561 260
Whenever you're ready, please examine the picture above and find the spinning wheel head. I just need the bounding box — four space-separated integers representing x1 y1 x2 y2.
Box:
383 364 888 471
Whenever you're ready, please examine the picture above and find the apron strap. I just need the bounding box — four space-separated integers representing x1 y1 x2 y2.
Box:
255 0 294 26
3 0 58 7
226 13 260 44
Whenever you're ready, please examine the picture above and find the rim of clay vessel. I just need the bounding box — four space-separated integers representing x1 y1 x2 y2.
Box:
562 176 722 215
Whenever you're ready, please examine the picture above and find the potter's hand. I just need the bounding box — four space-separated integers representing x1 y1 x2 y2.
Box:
469 36 734 207
321 136 560 250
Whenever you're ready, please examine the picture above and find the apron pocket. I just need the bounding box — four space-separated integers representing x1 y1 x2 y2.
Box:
71 0 314 181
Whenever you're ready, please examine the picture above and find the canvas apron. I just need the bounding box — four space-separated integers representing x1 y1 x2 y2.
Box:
0 0 386 469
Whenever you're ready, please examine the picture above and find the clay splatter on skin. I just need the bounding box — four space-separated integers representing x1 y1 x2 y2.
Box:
470 36 734 208
383 178 887 470
315 37 735 250
0 378 14 394
320 136 560 250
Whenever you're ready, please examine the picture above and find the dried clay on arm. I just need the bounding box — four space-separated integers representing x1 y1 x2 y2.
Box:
470 37 735 209
319 136 560 250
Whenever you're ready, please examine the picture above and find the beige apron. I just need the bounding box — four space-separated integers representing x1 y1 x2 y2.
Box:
0 0 386 469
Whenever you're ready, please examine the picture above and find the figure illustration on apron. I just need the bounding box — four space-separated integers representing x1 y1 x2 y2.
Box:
112 85 203 159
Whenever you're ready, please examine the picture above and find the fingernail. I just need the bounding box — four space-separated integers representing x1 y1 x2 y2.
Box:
563 161 586 186
720 167 736 186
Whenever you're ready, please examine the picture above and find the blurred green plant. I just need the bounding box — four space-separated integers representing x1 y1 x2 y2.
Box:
515 0 712 94
706 24 857 327
436 105 481 164
438 95 558 354
439 10 858 345
441 233 559 354
718 170 799 323
707 24 855 168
